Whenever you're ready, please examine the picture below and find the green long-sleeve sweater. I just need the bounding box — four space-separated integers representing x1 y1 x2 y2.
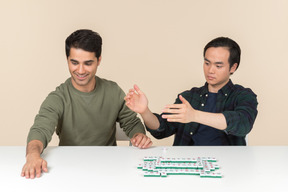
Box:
27 76 145 148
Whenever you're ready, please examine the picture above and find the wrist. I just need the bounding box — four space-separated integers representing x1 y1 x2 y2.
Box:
192 109 200 123
140 107 150 116
26 152 41 160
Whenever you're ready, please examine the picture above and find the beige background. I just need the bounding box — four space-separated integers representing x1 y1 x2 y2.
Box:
0 0 287 146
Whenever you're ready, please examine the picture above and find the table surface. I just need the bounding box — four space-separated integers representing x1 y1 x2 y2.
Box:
1 146 287 191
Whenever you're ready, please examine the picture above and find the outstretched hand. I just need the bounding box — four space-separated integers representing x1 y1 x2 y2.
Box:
161 95 196 123
124 85 148 114
21 154 48 179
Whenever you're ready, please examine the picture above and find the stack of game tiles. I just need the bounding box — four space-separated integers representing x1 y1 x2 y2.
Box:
137 156 222 178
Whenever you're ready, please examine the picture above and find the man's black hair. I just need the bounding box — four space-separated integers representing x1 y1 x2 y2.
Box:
65 29 102 60
204 37 241 71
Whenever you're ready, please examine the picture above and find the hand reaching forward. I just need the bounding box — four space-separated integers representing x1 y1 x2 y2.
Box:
21 153 48 179
161 95 196 123
124 85 148 114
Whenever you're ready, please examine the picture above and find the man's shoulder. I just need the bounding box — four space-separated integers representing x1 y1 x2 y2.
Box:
96 76 125 98
97 76 123 92
52 78 71 94
97 76 119 87
37 79 71 109
179 84 205 97
41 78 71 102
233 83 248 90
232 83 257 96
175 85 205 105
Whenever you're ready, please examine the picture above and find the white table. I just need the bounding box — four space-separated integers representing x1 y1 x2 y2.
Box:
0 146 287 191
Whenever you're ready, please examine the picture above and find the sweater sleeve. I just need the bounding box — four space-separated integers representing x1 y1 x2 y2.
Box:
27 92 64 148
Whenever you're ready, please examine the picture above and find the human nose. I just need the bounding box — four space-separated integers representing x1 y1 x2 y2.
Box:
77 64 85 74
208 65 215 74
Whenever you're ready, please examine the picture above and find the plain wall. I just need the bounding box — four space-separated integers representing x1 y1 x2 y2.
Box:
0 0 287 146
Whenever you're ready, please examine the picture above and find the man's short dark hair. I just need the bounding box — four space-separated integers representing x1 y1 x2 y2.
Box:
65 29 102 60
203 37 241 70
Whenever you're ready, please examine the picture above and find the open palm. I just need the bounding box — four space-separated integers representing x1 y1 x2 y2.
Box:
125 85 148 114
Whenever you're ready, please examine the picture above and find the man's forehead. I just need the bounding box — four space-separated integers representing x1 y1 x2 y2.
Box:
204 47 229 62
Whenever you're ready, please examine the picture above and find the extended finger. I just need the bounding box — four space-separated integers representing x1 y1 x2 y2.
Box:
164 104 183 109
131 134 140 147
134 85 144 95
124 95 130 101
146 141 153 148
142 137 152 149
167 118 183 122
42 160 48 173
132 133 145 148
162 114 181 119
162 108 182 113
28 168 35 179
129 88 135 93
35 165 42 178
124 95 133 102
134 134 143 147
137 135 147 149
179 95 188 104
21 165 27 177
24 169 30 179
130 137 136 146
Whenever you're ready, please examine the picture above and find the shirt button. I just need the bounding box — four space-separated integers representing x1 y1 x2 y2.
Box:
205 94 208 97
225 94 228 96
201 103 204 107
190 132 193 135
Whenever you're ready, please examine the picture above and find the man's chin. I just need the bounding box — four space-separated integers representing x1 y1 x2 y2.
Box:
72 78 87 86
75 80 88 86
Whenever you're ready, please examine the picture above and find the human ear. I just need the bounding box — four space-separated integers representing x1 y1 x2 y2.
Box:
230 63 238 74
97 56 102 66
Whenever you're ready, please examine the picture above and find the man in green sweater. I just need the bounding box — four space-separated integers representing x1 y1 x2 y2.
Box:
21 29 152 179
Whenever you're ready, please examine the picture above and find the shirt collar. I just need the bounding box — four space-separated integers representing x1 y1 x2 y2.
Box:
219 79 235 96
200 79 235 97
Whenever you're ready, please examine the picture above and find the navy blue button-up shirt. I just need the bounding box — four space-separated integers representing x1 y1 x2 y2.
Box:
146 80 258 146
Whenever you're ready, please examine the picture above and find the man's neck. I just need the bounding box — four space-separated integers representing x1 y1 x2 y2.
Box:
208 79 229 93
71 78 96 93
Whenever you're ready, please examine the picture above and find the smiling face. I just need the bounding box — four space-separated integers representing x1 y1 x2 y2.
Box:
203 47 237 93
68 47 101 92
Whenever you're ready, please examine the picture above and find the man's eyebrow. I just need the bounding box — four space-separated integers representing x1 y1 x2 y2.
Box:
84 60 94 63
70 59 78 62
205 58 223 65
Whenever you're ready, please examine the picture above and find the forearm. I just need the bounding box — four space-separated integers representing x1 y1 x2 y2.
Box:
222 110 257 136
140 108 160 130
26 140 44 157
194 110 227 130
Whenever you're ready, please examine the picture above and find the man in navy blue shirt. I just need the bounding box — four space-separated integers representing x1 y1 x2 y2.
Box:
125 37 258 146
